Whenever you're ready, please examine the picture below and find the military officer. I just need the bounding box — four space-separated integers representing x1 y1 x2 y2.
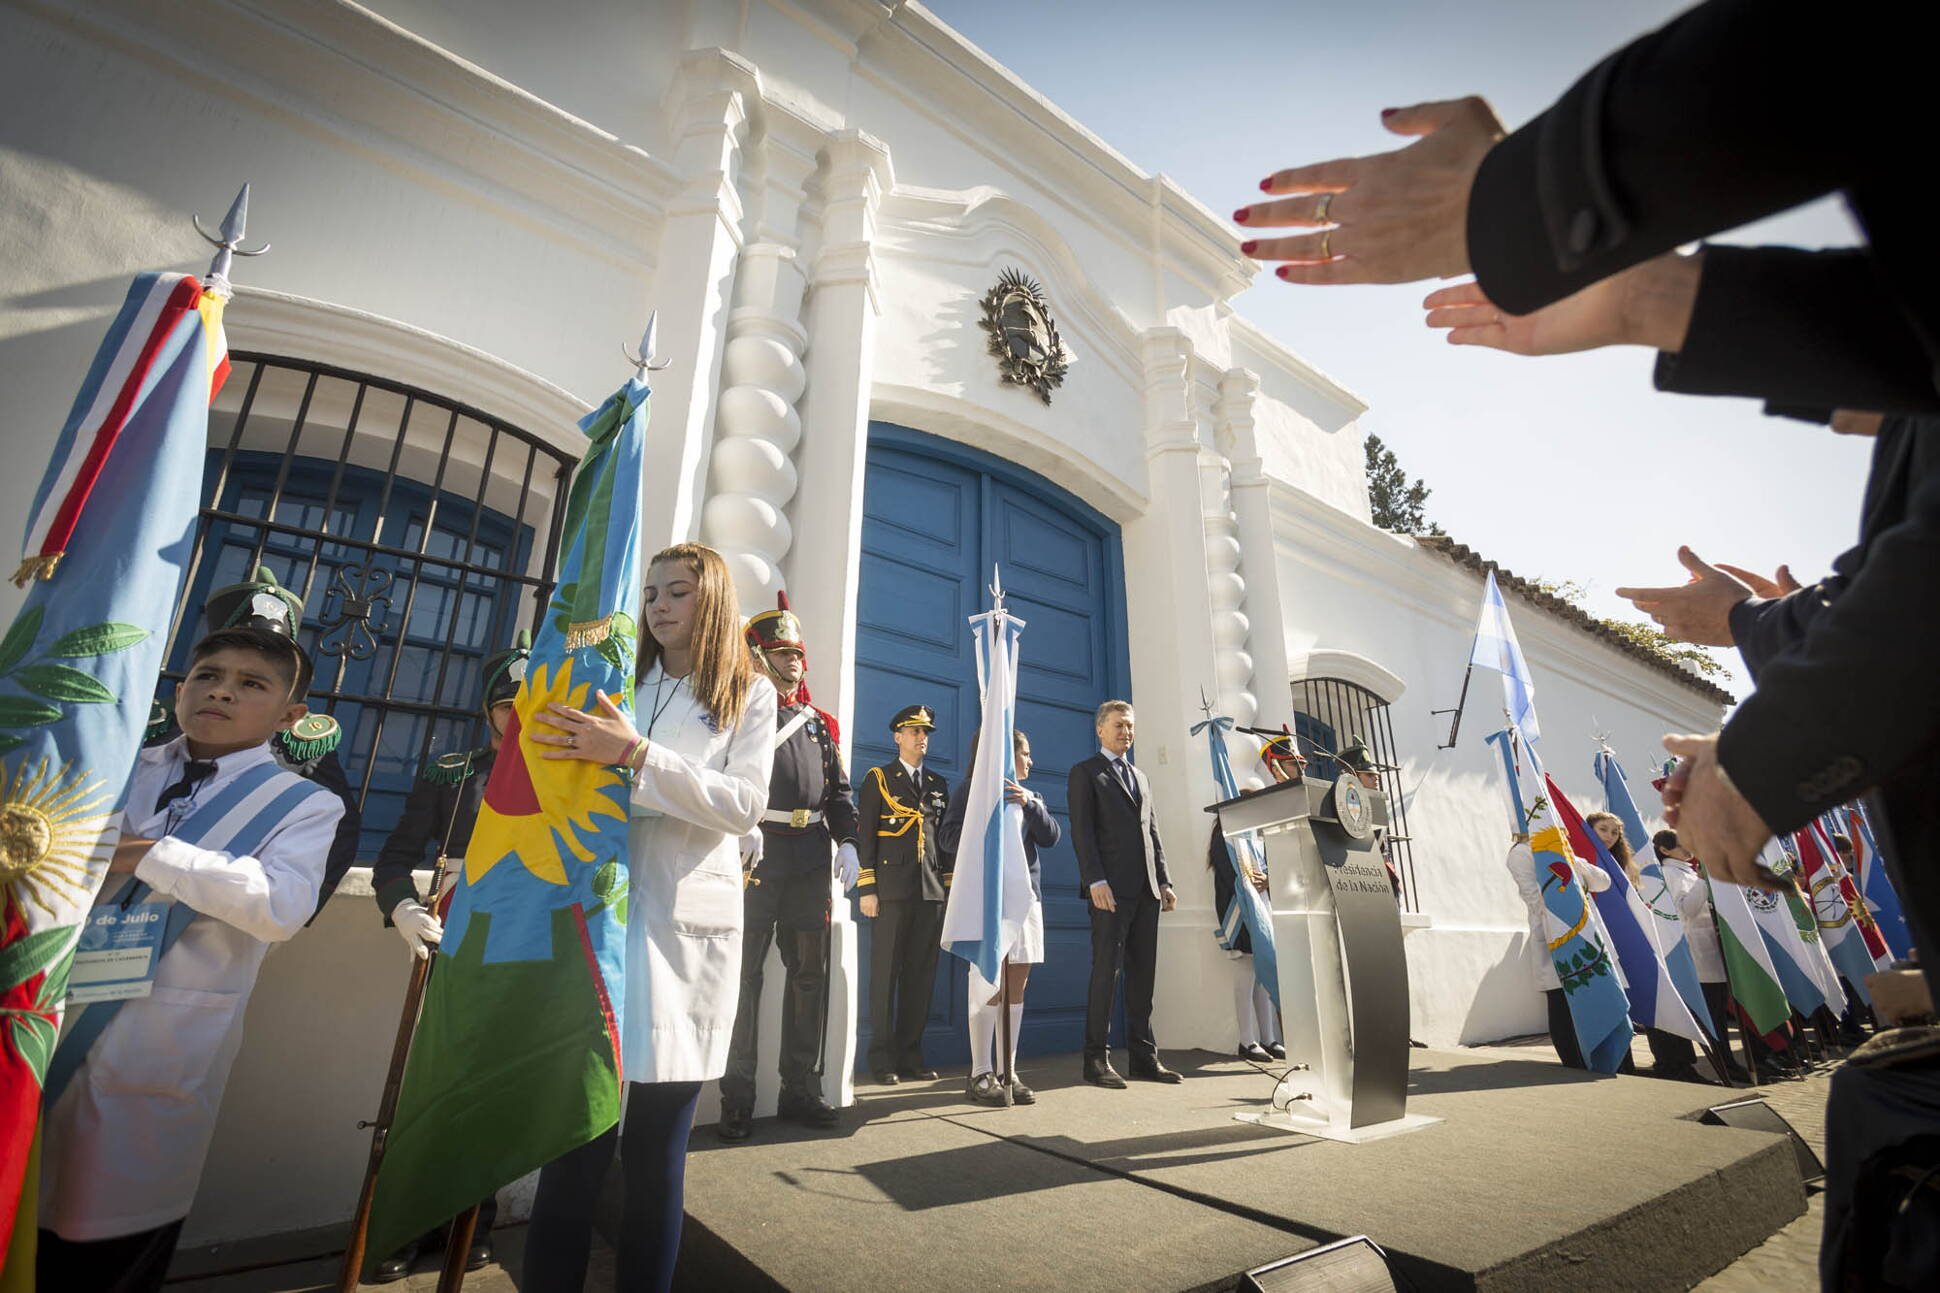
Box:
854 704 954 1084
718 595 859 1140
364 630 528 1282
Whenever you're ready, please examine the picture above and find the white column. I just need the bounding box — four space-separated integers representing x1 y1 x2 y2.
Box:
639 49 759 550
1218 367 1295 732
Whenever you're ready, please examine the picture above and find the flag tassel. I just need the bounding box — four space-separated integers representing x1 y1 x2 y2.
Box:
10 554 62 588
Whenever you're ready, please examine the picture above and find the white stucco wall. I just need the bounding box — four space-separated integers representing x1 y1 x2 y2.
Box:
3 0 1729 1253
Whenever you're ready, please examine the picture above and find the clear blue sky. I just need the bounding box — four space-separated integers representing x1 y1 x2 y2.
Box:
924 0 1871 702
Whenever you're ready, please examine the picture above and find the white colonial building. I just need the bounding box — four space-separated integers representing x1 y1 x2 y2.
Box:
0 0 1727 1250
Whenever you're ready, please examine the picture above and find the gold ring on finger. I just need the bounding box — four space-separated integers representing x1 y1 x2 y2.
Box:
567 734 577 748
1316 193 1333 222
1319 229 1332 259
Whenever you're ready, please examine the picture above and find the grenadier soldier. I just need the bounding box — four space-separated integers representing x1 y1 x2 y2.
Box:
855 704 954 1085
718 595 859 1141
363 630 528 1282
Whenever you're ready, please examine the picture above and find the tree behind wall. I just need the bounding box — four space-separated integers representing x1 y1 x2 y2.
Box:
1366 433 1444 535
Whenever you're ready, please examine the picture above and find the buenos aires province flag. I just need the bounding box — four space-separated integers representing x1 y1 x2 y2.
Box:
940 588 1032 983
363 376 649 1272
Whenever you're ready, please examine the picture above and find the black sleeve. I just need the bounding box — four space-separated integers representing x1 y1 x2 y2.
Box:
371 774 444 922
1067 763 1104 892
302 751 363 925
1651 248 1940 414
1467 0 1893 316
938 780 970 854
821 729 859 845
1719 462 1940 832
853 768 881 896
1023 792 1060 849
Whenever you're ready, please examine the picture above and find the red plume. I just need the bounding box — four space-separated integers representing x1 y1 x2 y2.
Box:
777 589 791 611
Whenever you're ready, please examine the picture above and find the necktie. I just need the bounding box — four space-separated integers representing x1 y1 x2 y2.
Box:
1114 758 1139 803
157 760 218 813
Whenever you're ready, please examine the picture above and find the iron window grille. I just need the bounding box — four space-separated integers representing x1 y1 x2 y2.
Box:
1291 675 1420 911
158 353 575 858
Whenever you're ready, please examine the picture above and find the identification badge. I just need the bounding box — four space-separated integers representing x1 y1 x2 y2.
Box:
67 901 172 1004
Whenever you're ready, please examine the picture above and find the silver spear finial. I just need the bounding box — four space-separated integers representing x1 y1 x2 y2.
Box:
621 311 672 373
193 183 270 297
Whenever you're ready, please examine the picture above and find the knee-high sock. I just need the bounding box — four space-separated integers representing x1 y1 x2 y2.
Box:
1234 957 1261 1047
1253 980 1280 1047
968 965 998 1077
1006 1002 1024 1074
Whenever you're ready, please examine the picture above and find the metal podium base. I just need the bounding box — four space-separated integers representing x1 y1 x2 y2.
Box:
1234 1109 1442 1144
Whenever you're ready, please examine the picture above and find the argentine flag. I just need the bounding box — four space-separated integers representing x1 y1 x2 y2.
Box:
1594 750 1713 1036
1470 570 1539 745
940 582 1033 983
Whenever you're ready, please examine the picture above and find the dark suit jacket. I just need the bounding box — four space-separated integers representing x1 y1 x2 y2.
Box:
1066 753 1168 902
1465 0 1937 407
853 762 953 903
1714 414 1940 977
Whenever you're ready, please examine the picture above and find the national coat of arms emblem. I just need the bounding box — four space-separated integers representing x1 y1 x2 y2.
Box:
978 268 1070 404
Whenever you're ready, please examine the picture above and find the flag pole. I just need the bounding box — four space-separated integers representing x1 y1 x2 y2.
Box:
337 750 475 1292
437 1204 481 1292
1431 661 1474 750
990 567 1015 1107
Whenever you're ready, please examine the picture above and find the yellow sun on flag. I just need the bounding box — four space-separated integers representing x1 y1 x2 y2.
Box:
466 656 629 888
1 756 114 917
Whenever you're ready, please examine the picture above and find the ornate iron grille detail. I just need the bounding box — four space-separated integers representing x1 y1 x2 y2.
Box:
158 353 575 856
1292 675 1421 911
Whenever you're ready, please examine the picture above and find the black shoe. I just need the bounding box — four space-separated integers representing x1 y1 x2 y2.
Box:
1002 1073 1036 1105
1083 1057 1127 1089
1237 1043 1272 1062
717 1105 753 1141
1129 1058 1183 1084
897 1066 940 1082
967 1072 1008 1106
871 1070 901 1085
466 1240 493 1272
373 1246 417 1284
778 1090 840 1127
1265 1042 1287 1060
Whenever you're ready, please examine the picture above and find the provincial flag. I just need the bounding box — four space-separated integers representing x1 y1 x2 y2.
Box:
363 377 649 1271
1486 729 1633 1072
1192 712 1278 1011
940 581 1033 983
1550 776 1708 1045
1794 822 1885 1005
1743 841 1835 1019
1703 874 1792 1043
1 273 227 1267
1593 750 1711 1035
1842 803 1910 960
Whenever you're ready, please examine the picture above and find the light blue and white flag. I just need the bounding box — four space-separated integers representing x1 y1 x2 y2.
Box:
1470 570 1539 745
1193 711 1279 1011
940 576 1032 984
1593 749 1712 1036
1745 840 1833 1018
1842 803 1911 961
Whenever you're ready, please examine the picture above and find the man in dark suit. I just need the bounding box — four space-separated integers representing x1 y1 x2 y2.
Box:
1068 700 1180 1088
854 704 953 1084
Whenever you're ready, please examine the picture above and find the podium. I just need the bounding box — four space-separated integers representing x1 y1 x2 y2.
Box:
1209 775 1438 1142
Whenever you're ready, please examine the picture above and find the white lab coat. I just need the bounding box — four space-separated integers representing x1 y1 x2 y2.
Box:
1661 854 1727 983
1505 841 1614 993
41 738 343 1240
622 664 775 1083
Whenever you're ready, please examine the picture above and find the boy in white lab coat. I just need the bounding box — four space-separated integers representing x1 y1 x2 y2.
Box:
38 568 344 1293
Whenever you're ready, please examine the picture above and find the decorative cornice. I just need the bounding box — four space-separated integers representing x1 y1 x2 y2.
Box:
228 286 591 450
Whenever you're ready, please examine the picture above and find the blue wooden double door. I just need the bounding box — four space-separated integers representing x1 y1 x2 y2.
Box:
852 423 1130 1067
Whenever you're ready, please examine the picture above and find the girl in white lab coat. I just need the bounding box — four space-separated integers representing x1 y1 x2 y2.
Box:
524 542 774 1292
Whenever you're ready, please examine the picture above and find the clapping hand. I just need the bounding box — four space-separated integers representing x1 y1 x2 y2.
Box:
1660 733 1774 889
1614 547 1752 647
1237 98 1505 286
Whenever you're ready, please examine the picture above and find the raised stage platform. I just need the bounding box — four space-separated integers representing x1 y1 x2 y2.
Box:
667 1047 1807 1292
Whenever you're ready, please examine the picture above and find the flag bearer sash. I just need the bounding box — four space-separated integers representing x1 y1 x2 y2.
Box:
39 757 333 1238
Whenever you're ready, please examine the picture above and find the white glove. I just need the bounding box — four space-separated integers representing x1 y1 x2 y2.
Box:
836 841 860 891
392 898 444 960
741 828 765 866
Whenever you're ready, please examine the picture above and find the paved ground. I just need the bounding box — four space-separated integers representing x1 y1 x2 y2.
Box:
174 1037 1836 1291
